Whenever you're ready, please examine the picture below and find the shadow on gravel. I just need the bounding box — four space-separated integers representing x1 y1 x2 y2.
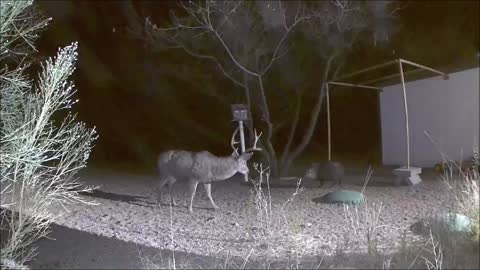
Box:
27 222 323 269
28 223 219 269
10 208 477 269
77 189 221 211
79 189 149 204
240 178 322 188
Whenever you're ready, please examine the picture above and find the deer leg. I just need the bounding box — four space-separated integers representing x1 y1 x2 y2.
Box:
167 179 176 207
338 177 343 188
203 183 219 210
188 180 199 213
156 176 170 206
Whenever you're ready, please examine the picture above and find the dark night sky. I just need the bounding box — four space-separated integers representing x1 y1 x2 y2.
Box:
34 0 479 172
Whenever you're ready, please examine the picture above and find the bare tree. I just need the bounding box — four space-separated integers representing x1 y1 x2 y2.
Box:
128 0 395 177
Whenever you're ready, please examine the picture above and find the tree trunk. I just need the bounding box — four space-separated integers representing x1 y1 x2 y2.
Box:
243 72 255 145
279 90 303 176
281 55 336 176
257 75 278 176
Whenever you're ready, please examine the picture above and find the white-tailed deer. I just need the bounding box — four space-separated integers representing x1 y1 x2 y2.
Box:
155 128 262 213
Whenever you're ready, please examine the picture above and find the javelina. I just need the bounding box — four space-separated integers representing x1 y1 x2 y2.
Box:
303 161 345 186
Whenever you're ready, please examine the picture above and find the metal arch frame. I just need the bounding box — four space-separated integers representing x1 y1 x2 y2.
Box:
325 58 449 168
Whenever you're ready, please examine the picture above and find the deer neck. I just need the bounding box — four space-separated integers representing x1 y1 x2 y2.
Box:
210 156 239 181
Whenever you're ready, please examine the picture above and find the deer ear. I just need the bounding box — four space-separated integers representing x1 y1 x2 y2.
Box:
240 152 254 161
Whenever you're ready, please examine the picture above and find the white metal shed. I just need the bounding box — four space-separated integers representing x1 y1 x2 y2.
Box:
380 66 479 168
325 59 479 184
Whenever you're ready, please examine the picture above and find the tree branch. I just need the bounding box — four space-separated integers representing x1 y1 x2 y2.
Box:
281 53 337 175
259 10 310 76
211 30 259 76
279 89 303 170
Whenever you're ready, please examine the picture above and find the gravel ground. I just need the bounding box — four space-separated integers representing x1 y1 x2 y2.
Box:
33 167 460 268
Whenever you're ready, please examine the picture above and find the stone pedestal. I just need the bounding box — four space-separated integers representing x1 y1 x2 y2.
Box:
393 167 422 186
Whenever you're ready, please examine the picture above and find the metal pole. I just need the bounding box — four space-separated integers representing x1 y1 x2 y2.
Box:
398 61 410 168
399 59 449 79
334 59 400 81
239 121 246 153
376 91 383 166
326 83 332 161
238 120 248 182
327 81 382 90
359 68 425 85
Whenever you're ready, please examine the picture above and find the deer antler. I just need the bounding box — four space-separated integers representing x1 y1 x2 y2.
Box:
245 129 263 152
231 127 240 157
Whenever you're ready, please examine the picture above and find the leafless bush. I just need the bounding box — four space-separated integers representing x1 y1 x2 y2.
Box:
400 133 480 269
0 0 50 62
424 132 479 239
249 163 304 239
340 200 403 269
138 201 189 270
249 163 273 237
440 153 479 241
423 150 480 269
1 0 97 267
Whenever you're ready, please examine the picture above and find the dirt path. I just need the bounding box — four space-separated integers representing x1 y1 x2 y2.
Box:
30 168 458 268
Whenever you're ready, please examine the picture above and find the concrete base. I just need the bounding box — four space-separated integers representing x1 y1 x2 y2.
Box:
393 167 422 186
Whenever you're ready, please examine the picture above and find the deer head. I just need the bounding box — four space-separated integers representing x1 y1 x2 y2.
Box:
230 127 262 175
